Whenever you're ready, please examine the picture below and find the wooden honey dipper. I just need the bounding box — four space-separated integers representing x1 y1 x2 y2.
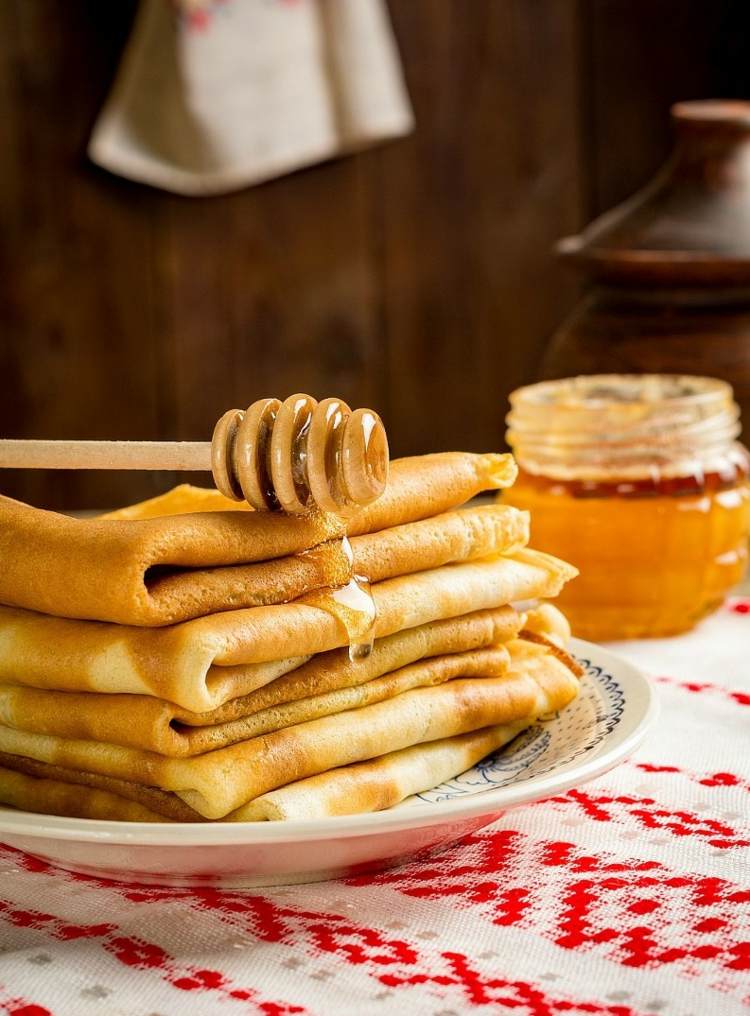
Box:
0 394 390 515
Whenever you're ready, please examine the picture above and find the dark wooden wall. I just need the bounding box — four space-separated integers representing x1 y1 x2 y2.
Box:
1 0 748 509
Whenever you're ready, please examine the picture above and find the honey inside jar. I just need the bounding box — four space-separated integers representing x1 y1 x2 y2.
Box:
503 375 750 640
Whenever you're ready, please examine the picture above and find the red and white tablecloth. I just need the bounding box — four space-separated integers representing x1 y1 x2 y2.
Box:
1 599 748 1016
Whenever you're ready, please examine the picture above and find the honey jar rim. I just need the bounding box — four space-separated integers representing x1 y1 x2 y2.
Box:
506 373 745 482
508 373 734 411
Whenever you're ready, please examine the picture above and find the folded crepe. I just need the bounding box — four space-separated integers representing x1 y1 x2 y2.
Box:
0 638 581 823
0 648 509 758
232 722 531 821
104 502 528 626
0 549 577 710
0 452 516 625
0 753 204 822
0 638 581 819
0 725 527 824
0 766 170 823
0 607 522 754
232 639 583 821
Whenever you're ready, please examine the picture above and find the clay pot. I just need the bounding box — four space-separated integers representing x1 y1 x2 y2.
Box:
541 100 750 432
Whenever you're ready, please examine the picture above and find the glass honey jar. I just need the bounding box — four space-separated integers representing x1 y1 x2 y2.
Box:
503 375 750 641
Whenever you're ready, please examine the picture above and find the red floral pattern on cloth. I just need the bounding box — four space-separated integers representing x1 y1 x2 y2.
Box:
172 0 230 33
0 601 748 1015
726 597 750 615
172 0 301 34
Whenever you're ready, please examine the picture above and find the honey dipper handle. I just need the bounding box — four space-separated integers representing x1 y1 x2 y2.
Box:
0 439 212 471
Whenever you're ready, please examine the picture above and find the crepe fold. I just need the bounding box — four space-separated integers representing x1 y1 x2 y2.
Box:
231 723 530 820
0 608 521 755
0 638 581 819
0 766 170 822
0 648 512 758
0 639 580 823
115 503 528 627
0 452 516 625
232 639 578 821
0 726 527 824
0 549 576 710
0 753 205 821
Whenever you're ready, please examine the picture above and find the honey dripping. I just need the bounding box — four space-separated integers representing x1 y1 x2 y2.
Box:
225 395 380 659
298 535 377 662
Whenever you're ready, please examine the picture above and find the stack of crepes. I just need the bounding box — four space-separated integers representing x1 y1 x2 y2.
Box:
0 452 581 823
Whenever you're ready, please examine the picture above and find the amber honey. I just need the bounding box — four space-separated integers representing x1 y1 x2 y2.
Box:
504 375 750 640
299 536 377 660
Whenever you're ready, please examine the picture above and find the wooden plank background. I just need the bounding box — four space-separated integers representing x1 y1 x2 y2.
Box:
0 0 747 509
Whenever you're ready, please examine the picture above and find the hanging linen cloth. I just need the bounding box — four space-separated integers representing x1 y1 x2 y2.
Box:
88 0 414 195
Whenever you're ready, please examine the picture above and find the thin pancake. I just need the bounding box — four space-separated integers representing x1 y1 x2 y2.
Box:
0 639 581 819
0 550 576 710
232 722 530 821
0 648 509 757
0 452 516 624
126 503 529 626
0 725 527 824
0 753 202 821
0 639 580 823
0 608 521 754
0 766 173 823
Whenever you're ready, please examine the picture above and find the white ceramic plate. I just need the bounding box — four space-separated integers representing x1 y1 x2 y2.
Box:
0 639 656 887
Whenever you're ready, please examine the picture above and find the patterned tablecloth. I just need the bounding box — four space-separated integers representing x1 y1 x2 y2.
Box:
0 599 748 1016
